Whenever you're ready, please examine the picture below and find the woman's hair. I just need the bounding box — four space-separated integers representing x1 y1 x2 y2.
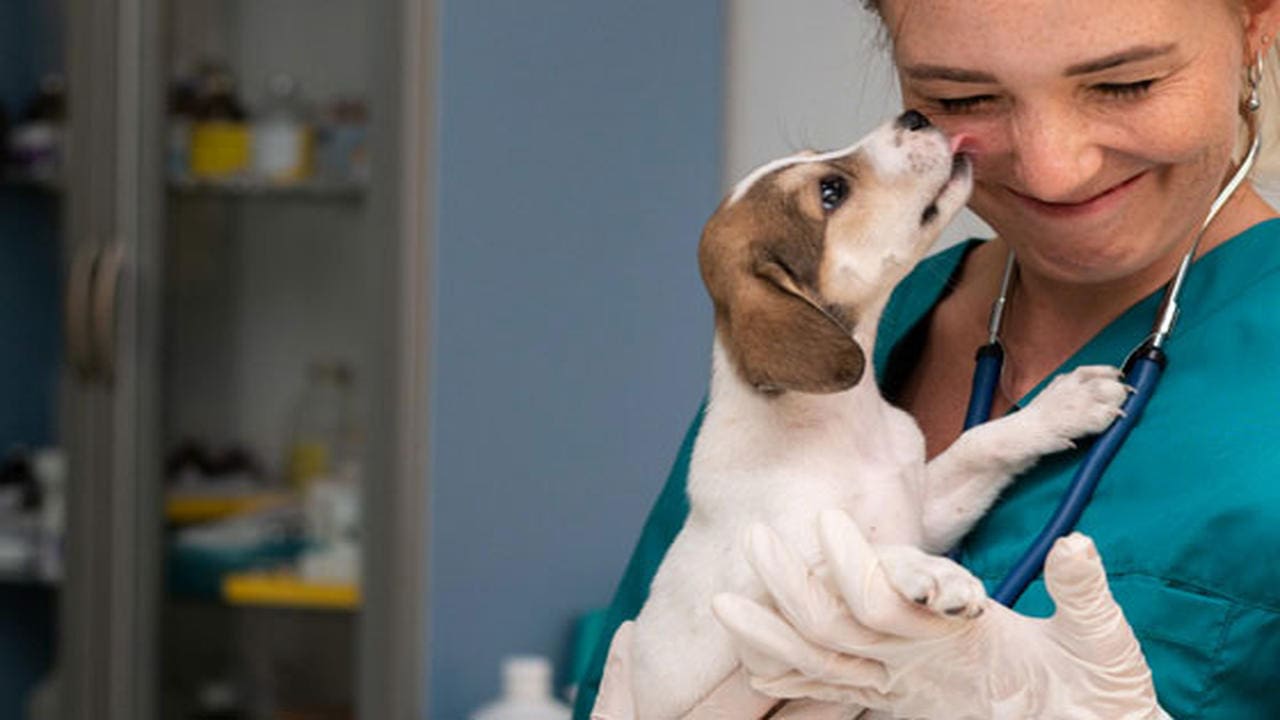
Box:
858 0 1280 181
1254 44 1280 180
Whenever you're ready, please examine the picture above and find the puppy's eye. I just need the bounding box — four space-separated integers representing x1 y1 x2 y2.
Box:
819 175 849 212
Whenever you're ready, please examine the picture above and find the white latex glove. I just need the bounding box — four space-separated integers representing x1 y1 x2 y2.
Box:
591 620 857 720
711 510 1172 720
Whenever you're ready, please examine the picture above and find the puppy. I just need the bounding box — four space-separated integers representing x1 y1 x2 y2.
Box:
627 112 1129 718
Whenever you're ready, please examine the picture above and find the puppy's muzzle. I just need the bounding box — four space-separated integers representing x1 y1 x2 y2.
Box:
896 109 932 132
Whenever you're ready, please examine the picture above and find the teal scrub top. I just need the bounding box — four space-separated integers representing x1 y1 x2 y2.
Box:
573 218 1280 720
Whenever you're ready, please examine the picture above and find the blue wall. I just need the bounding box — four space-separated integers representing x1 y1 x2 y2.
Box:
430 2 724 716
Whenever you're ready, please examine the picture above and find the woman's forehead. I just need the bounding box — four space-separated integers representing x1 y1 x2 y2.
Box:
882 0 1235 69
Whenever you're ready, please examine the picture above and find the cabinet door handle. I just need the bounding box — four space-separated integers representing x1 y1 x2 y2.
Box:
90 241 125 383
65 243 97 379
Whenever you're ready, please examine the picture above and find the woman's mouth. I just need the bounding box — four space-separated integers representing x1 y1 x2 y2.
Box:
1009 171 1147 219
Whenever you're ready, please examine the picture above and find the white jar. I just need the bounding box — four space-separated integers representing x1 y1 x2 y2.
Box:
251 74 311 182
471 656 572 720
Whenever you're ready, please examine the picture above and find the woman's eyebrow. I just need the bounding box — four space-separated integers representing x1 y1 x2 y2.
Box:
1063 43 1177 76
901 43 1178 84
901 65 996 83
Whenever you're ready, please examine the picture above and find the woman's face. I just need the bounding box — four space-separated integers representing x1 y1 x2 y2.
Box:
883 0 1249 285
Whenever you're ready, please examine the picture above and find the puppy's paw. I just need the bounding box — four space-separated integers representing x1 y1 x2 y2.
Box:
1025 365 1129 445
877 544 987 619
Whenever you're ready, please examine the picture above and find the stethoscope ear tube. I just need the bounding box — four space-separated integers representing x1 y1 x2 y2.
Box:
990 346 1167 607
964 344 1005 431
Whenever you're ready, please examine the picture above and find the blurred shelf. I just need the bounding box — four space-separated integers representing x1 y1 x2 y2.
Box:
165 489 296 525
167 175 367 201
222 571 359 611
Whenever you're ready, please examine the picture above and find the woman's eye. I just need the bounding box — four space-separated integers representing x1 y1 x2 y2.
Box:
1093 79 1156 100
819 175 849 211
934 95 996 113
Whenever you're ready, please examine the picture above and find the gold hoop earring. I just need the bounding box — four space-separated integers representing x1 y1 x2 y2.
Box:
1247 50 1264 113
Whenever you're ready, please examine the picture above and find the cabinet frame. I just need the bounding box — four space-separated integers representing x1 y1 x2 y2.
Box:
60 0 436 717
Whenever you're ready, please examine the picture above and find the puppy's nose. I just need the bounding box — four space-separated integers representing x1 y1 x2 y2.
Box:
896 109 932 132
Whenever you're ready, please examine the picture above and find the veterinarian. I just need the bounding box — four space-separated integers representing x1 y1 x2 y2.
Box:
577 1 1280 717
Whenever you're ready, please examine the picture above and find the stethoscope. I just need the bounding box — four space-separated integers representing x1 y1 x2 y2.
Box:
966 118 1262 607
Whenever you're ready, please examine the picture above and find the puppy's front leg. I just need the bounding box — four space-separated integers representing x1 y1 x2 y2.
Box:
921 365 1128 552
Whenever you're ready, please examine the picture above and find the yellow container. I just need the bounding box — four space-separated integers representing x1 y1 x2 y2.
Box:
288 440 331 490
190 121 251 178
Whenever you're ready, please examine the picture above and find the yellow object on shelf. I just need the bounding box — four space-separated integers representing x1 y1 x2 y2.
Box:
164 491 295 525
287 440 331 490
190 121 251 178
222 571 360 611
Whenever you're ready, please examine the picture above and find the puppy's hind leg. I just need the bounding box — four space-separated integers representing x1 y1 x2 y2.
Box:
631 605 740 718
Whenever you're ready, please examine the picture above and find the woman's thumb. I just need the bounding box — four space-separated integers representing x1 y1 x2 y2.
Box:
1043 533 1138 656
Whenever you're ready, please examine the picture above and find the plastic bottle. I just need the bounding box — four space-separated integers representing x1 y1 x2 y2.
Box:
31 448 65 582
252 73 312 183
472 656 571 720
316 98 368 182
285 361 359 490
190 67 250 179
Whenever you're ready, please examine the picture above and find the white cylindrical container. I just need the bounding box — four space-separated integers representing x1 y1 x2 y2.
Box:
252 73 312 182
471 656 571 720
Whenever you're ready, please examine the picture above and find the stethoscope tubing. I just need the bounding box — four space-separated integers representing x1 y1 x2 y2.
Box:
964 344 1004 431
988 349 1165 606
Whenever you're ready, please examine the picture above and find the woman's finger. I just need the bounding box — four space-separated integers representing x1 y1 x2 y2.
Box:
681 666 780 720
769 697 879 720
591 621 637 720
744 523 891 654
753 672 896 713
712 593 890 693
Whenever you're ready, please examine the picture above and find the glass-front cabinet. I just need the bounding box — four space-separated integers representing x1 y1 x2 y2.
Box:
0 0 431 718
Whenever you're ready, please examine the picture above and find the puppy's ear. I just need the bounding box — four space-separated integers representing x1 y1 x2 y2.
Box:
702 219 866 395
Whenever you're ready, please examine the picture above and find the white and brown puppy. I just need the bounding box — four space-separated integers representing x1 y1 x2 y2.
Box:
627 112 1129 718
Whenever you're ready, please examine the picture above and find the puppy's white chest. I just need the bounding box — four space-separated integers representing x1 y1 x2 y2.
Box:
691 379 927 547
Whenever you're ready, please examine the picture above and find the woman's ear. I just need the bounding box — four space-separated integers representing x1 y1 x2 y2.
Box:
1242 0 1280 55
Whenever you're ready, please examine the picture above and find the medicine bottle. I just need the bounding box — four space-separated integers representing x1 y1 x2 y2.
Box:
190 68 250 179
252 73 313 183
471 656 571 720
286 362 358 490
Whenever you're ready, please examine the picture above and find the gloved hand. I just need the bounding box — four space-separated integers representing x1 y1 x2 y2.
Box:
710 510 1172 720
591 620 857 720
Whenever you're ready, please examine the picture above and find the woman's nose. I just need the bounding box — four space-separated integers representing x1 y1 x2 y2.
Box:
1008 107 1104 202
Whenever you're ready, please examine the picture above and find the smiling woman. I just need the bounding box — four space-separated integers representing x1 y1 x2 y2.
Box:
575 2 1280 718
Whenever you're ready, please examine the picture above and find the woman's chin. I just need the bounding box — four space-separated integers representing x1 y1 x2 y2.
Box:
1012 239 1172 287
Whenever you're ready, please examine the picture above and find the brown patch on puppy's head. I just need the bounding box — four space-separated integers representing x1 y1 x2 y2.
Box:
701 114 973 397
699 171 866 395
